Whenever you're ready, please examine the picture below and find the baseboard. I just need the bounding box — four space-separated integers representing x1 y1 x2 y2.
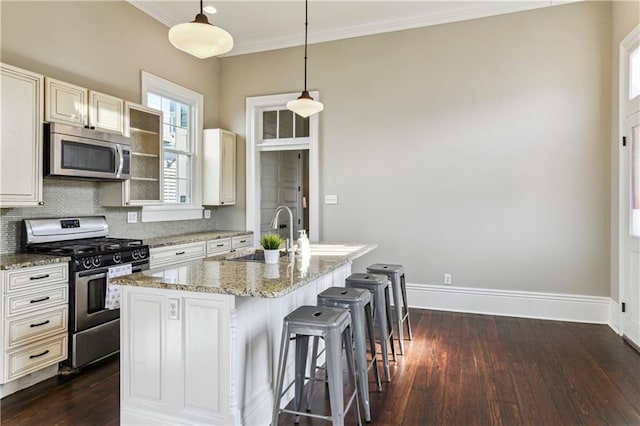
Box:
406 283 612 325
0 364 58 398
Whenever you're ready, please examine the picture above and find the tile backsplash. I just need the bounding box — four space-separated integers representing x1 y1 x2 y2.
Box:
1 179 220 253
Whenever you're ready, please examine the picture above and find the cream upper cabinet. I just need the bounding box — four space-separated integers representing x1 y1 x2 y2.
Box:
101 102 162 206
203 129 236 206
0 63 44 207
45 78 123 134
88 91 124 134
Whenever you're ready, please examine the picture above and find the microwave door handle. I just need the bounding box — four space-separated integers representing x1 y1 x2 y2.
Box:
115 145 123 177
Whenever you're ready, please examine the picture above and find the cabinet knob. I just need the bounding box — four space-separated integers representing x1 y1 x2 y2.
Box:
221 202 224 205
125 201 130 205
38 201 44 206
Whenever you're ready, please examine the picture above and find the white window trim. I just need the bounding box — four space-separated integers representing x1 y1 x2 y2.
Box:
245 92 320 243
140 71 204 222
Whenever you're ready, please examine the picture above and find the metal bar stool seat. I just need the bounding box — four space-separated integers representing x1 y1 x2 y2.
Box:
345 272 396 382
307 286 382 422
367 263 413 355
272 305 362 426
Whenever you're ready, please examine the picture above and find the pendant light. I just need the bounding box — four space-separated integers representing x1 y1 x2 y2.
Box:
168 0 233 59
287 0 324 118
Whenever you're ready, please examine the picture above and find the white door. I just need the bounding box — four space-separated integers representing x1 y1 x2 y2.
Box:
622 111 640 348
260 151 302 239
620 25 640 349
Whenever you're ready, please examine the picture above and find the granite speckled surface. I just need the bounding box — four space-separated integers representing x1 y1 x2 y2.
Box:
144 230 253 248
111 243 376 298
0 253 71 270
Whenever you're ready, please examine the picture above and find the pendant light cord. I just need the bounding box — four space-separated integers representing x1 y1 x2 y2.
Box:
200 0 204 15
304 0 308 91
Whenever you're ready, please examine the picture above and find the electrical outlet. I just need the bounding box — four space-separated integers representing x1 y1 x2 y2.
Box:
204 210 211 219
168 298 180 320
127 211 137 224
444 273 452 285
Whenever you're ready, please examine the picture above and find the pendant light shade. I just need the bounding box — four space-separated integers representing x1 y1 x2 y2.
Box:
168 1 233 59
287 90 324 118
288 0 323 118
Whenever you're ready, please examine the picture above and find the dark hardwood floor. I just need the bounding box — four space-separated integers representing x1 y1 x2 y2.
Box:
2 309 639 425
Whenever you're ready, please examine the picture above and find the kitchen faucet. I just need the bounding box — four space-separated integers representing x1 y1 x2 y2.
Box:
270 205 294 253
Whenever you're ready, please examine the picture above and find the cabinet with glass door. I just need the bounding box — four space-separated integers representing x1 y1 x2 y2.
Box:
101 103 162 206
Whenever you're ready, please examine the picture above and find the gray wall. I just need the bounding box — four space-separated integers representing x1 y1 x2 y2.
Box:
0 1 223 253
218 2 614 296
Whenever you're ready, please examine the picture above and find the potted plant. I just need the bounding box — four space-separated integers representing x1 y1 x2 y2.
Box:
260 233 283 264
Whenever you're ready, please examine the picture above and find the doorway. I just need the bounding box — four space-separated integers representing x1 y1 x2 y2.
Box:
245 92 320 243
619 25 640 349
260 150 309 240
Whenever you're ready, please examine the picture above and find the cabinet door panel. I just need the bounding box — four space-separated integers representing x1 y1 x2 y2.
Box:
89 91 123 134
0 64 43 206
221 132 236 204
45 78 87 126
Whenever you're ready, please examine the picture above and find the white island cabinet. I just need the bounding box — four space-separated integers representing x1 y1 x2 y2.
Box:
114 243 375 425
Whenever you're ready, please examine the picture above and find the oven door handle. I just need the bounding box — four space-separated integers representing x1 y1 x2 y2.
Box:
77 271 109 279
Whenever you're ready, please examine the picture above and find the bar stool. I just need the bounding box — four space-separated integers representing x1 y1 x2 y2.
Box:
307 286 382 422
272 305 362 426
346 273 396 382
367 263 413 355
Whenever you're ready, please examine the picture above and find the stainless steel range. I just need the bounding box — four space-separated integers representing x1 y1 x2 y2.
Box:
22 216 149 369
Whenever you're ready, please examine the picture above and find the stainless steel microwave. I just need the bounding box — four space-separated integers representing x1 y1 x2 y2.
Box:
44 122 131 181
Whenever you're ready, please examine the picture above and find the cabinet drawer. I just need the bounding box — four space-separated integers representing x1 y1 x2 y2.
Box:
206 238 231 256
5 284 68 317
4 264 68 294
5 334 67 382
232 235 253 249
150 242 206 269
6 306 68 349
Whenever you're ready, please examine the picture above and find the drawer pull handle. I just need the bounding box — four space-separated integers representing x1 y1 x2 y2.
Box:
30 296 51 304
30 274 50 281
216 244 224 247
175 251 186 255
239 240 246 243
29 350 50 359
30 320 50 328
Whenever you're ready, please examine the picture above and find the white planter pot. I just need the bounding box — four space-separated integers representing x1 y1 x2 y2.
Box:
263 249 280 264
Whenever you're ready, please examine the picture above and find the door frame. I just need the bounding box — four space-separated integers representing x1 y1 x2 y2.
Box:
245 92 320 243
618 24 640 341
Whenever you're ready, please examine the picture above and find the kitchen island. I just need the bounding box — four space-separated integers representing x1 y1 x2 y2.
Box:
111 243 375 425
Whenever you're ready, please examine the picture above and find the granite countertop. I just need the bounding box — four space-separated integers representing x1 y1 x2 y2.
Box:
0 253 71 270
111 243 376 298
143 230 253 249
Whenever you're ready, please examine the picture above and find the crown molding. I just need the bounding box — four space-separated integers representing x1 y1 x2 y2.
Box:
128 1 579 58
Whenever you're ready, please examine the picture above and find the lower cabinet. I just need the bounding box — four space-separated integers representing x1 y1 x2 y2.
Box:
120 263 351 425
149 242 206 269
206 234 253 257
1 263 69 388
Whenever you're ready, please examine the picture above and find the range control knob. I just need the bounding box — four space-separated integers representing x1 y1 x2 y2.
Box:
91 256 101 268
113 253 122 264
82 258 92 269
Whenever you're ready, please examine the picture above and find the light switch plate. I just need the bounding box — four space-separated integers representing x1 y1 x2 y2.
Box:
127 211 137 223
204 210 211 219
325 194 338 205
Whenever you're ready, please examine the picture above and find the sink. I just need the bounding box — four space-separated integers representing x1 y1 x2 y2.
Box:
228 251 287 262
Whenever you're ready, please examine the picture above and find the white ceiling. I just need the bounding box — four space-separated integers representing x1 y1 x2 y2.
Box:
128 0 577 57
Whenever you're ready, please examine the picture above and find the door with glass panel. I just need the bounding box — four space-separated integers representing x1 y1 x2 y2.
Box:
620 27 640 349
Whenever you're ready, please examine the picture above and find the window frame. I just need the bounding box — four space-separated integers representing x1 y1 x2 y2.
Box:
140 71 204 222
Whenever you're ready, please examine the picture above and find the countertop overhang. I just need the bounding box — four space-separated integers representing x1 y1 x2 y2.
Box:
111 243 376 298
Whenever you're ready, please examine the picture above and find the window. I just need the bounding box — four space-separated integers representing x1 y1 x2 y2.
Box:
147 94 192 204
261 108 309 141
630 45 640 100
141 71 203 222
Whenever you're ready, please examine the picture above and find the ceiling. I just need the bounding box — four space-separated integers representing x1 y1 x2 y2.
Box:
128 0 577 57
